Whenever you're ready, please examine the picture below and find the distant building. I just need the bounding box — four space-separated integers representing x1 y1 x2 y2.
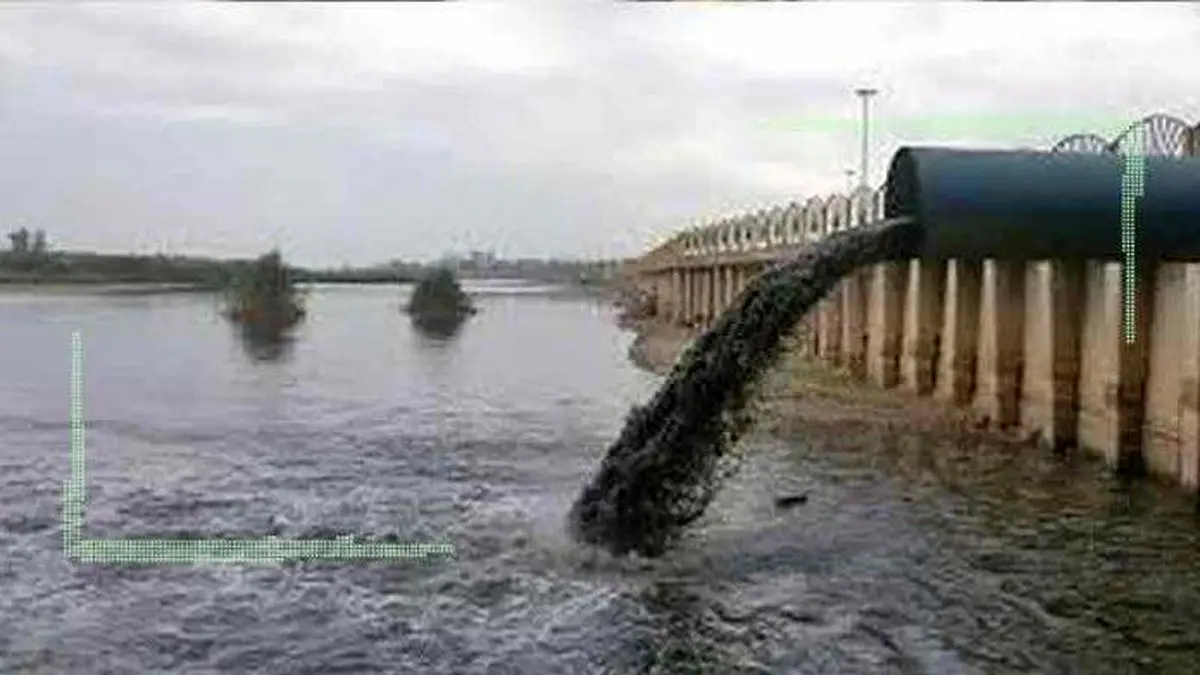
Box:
468 250 495 269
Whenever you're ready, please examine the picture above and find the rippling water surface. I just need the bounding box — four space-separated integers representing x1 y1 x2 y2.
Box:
1 282 1198 674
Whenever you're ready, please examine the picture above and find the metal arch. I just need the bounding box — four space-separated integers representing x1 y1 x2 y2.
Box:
704 222 719 254
731 221 745 252
741 210 758 249
803 197 824 241
1110 113 1192 157
756 210 772 249
784 201 803 244
824 194 849 234
761 208 776 247
768 205 786 246
1050 133 1114 154
748 211 765 249
849 187 873 228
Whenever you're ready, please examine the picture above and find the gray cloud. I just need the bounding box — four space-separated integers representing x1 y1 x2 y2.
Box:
0 2 1198 265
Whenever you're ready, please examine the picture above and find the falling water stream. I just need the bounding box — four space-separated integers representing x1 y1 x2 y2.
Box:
569 218 921 557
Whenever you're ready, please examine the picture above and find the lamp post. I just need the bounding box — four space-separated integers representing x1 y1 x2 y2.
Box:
844 169 856 193
854 87 878 189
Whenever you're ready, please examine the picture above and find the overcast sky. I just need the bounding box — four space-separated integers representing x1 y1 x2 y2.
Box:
1 2 1198 266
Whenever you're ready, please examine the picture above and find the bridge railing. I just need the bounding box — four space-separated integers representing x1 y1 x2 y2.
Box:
639 114 1200 272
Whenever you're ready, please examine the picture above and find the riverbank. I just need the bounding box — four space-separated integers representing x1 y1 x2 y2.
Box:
0 272 415 287
0 281 215 295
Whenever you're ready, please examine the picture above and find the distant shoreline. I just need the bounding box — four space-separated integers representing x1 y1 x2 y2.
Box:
0 277 616 298
0 274 417 289
0 281 216 295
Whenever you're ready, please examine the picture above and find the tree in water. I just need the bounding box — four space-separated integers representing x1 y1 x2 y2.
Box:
405 266 477 322
223 249 307 333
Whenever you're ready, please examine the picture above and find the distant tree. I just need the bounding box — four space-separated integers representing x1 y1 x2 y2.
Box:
31 229 47 256
405 266 476 319
7 227 29 254
223 249 306 331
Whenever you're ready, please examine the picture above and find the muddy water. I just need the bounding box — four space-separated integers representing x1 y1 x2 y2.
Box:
1 281 1197 673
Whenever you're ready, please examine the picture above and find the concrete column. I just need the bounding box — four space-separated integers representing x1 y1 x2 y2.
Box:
671 268 686 325
710 266 719 316
1171 264 1200 490
799 262 821 357
817 287 843 364
706 267 718 326
1144 263 1193 483
1020 260 1085 451
691 266 700 326
973 260 1025 429
723 266 736 312
840 268 869 379
680 268 690 326
657 271 671 322
1077 262 1122 464
698 267 711 328
657 270 667 317
935 260 982 405
1049 260 1086 451
1116 263 1155 477
710 264 720 314
901 259 946 394
1077 262 1154 476
866 261 906 388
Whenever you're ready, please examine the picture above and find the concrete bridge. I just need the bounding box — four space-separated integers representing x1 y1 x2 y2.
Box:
626 113 1200 493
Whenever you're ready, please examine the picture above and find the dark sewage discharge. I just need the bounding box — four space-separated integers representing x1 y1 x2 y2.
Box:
568 217 921 556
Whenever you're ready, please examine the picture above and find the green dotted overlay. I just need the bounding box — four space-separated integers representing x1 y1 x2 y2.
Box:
1120 129 1146 344
62 331 456 566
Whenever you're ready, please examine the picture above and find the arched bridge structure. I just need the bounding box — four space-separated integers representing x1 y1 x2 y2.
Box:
625 113 1200 493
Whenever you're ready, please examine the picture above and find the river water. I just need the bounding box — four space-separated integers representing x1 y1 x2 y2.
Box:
1 283 1198 674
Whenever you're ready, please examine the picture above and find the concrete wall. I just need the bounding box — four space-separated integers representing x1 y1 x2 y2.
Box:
638 253 1200 494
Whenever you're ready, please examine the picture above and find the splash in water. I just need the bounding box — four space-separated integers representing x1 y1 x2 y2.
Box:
569 218 920 556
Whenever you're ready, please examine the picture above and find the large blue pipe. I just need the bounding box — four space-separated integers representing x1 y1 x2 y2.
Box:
883 146 1200 262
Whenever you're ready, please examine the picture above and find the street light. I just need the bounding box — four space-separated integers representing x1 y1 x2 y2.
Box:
844 169 857 193
854 87 878 189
